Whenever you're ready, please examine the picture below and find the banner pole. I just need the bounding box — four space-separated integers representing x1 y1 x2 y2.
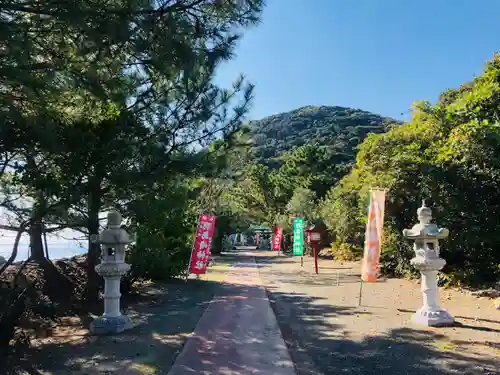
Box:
185 229 196 283
358 278 363 306
313 244 319 274
359 190 371 304
278 232 281 256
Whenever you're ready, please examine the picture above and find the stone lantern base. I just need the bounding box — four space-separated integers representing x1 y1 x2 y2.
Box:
90 315 132 335
412 307 454 327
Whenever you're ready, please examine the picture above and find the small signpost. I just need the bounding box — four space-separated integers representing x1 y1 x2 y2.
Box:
306 225 321 274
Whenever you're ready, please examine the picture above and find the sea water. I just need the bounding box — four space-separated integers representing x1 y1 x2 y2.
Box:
0 244 87 261
0 227 88 261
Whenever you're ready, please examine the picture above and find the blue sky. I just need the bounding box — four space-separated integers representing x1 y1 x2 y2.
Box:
216 0 500 121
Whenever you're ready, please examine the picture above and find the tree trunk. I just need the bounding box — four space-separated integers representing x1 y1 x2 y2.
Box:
211 226 223 255
85 178 102 305
30 191 47 263
29 218 46 263
30 194 74 304
0 223 27 276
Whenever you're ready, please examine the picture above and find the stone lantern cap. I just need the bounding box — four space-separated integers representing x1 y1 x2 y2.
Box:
94 211 131 246
403 200 449 240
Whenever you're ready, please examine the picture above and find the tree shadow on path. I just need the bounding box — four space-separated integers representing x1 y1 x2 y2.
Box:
5 279 221 375
263 277 499 374
267 288 499 374
4 254 499 375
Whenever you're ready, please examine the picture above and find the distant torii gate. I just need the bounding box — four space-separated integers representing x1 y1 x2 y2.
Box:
231 233 248 246
228 226 273 250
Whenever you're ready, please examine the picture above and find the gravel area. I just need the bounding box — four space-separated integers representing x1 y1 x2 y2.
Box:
255 252 500 375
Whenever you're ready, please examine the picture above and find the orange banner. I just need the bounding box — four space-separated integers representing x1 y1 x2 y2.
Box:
361 190 386 282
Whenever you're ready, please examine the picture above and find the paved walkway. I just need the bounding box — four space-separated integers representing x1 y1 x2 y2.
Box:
168 255 296 375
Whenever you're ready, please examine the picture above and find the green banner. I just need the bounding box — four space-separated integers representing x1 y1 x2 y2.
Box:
292 218 305 256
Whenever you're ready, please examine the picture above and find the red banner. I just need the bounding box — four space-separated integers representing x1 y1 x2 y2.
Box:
188 213 217 274
272 227 283 251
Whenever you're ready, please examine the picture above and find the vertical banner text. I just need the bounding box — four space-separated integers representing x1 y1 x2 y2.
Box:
272 227 283 251
292 218 305 256
189 214 217 275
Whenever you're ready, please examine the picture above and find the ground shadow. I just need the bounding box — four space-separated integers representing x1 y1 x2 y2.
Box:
5 253 499 375
5 278 222 375
455 315 500 325
256 257 499 375
165 277 349 375
266 288 499 375
397 308 500 327
318 265 353 270
256 255 364 287
6 275 353 375
262 269 363 287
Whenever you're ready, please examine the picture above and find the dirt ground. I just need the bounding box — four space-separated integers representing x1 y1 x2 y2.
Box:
255 252 500 375
4 252 499 375
4 260 232 375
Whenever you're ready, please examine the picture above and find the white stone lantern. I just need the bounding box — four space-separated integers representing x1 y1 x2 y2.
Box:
403 200 454 327
89 210 132 334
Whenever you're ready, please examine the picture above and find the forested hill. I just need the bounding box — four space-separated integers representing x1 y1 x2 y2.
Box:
247 105 400 164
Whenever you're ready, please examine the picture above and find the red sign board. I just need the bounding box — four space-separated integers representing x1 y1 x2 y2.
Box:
188 214 217 274
272 227 283 251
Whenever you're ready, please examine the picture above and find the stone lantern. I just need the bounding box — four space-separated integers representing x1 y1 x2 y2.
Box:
89 210 133 335
403 200 454 327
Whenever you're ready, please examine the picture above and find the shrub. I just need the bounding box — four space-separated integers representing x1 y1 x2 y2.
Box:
328 241 363 261
379 229 419 279
125 177 199 282
127 232 192 281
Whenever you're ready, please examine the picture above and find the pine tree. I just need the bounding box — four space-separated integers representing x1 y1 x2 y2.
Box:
0 0 265 303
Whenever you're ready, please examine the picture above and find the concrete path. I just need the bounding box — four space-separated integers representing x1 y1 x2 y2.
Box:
168 255 296 375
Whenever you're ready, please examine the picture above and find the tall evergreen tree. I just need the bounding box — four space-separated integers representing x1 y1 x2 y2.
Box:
0 0 264 302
